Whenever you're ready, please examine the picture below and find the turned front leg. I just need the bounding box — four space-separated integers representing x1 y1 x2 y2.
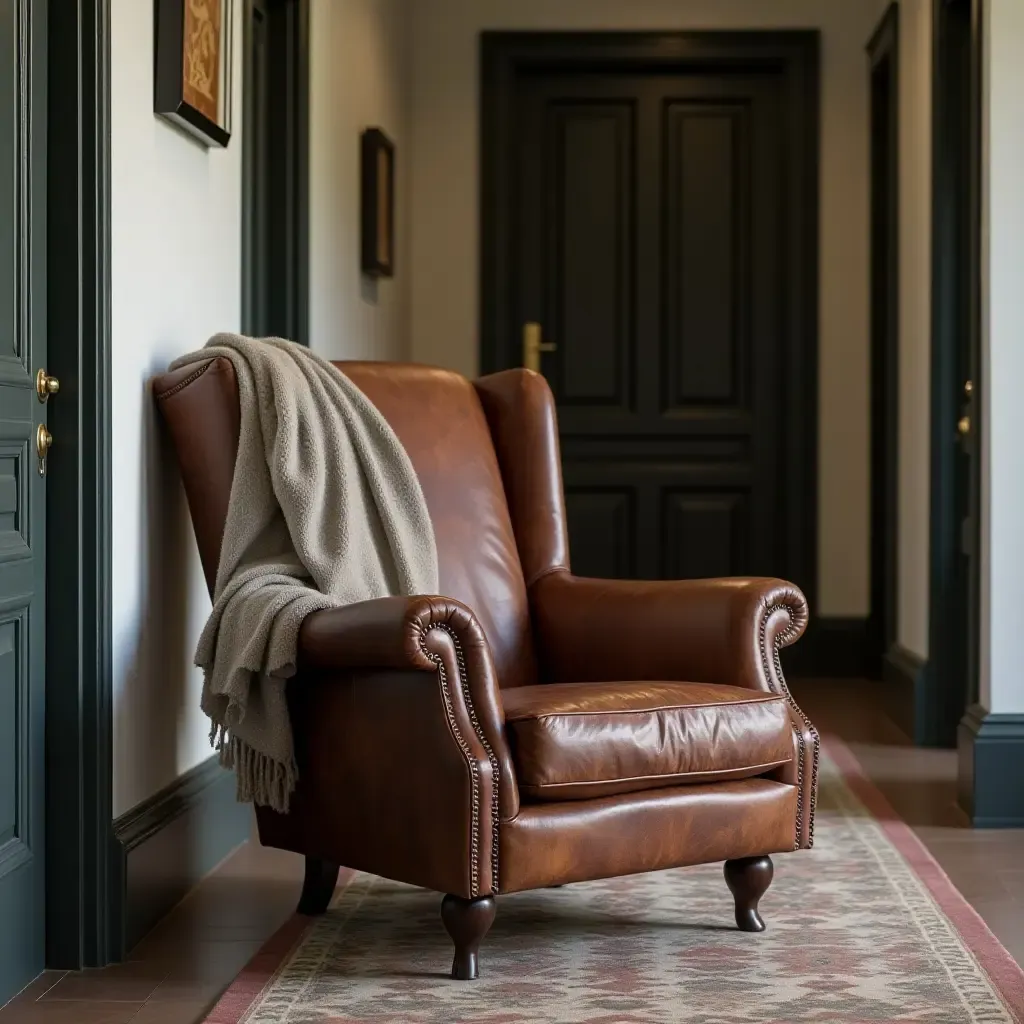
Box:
724 856 774 932
440 894 497 980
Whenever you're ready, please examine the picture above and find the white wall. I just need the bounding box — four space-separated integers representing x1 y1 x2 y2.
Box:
308 0 410 361
408 0 889 618
111 0 245 815
980 0 1024 713
111 0 411 815
896 0 933 660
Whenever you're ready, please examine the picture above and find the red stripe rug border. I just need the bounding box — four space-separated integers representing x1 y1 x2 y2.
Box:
824 732 1024 1019
201 870 343 1024
203 738 1024 1023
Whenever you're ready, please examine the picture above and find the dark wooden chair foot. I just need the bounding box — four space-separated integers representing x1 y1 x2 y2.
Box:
440 894 497 980
724 856 774 932
296 857 340 916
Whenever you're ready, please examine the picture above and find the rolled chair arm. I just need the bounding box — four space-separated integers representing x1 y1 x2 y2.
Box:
531 571 818 849
298 595 519 821
530 572 808 693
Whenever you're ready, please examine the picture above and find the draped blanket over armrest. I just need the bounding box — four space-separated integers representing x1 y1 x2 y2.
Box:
167 334 439 811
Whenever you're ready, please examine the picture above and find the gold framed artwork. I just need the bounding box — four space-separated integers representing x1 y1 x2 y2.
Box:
361 129 395 278
154 0 234 148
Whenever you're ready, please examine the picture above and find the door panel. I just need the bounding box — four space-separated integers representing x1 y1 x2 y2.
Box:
664 103 749 410
0 0 46 1003
551 103 634 409
564 488 636 580
514 68 791 583
664 490 751 580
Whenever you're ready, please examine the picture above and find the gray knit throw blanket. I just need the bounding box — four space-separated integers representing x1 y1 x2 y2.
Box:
169 334 439 812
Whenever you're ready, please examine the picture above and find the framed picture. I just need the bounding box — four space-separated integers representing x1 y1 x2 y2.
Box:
361 129 395 278
154 0 234 148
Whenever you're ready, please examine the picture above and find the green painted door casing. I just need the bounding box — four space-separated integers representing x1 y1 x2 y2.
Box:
0 0 46 1005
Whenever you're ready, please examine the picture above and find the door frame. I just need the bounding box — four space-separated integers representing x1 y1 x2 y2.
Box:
241 0 310 345
479 31 821 608
44 0 118 968
924 0 983 746
866 5 900 678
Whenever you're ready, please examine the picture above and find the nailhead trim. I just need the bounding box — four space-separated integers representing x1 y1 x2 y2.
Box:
759 602 820 850
154 361 213 400
419 623 500 897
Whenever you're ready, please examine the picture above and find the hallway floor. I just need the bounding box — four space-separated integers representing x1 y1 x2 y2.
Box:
2 678 1023 1024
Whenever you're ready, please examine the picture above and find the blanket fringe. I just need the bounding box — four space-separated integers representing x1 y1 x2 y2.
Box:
211 724 297 813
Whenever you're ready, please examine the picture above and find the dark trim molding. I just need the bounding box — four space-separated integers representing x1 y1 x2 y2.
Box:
113 757 250 953
882 643 928 742
925 0 983 747
958 705 1024 827
479 30 821 612
45 0 117 969
295 0 309 346
866 3 901 677
241 0 310 344
867 1 899 58
783 618 869 680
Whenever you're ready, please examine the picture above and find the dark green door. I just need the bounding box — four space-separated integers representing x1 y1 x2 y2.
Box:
0 0 47 1004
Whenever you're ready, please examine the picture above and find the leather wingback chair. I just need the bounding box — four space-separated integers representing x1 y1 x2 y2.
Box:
152 358 818 980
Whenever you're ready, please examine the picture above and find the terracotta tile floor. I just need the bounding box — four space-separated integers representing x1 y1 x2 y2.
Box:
3 678 1023 1023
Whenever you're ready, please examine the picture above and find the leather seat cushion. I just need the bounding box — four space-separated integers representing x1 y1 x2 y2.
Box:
503 681 793 801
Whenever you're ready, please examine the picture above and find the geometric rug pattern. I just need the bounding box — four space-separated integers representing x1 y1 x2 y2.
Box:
206 741 1024 1023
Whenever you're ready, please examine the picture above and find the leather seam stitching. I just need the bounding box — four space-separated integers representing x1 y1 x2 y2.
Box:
522 758 792 790
420 635 481 897
419 623 500 897
759 601 819 850
154 361 214 400
506 697 787 720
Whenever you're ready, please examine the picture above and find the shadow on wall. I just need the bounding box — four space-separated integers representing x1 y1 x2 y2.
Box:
113 374 255 948
113 363 198 816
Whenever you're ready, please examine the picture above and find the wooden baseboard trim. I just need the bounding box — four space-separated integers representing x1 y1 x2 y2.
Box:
958 704 1024 827
112 756 250 954
882 643 928 742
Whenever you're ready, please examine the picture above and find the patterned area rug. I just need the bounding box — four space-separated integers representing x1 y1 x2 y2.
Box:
206 739 1024 1023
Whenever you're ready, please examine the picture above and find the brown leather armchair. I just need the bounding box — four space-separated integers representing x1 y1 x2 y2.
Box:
152 358 817 980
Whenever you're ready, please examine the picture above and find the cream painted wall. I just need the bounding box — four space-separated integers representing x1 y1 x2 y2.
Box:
896 0 932 660
110 0 244 815
308 0 410 361
980 0 1024 713
408 0 889 618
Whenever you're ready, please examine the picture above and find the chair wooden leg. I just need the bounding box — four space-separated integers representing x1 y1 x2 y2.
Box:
724 856 774 932
440 894 496 980
296 857 340 916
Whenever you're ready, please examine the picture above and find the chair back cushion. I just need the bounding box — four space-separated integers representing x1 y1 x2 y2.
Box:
152 357 537 690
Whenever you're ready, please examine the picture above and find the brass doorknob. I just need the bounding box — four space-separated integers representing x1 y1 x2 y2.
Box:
36 368 59 403
523 322 557 374
36 424 52 476
958 415 971 437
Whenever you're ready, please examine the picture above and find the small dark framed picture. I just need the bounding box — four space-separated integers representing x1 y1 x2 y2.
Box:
154 0 234 148
361 129 395 278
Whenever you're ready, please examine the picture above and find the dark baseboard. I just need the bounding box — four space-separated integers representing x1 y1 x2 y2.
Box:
882 643 929 742
112 756 250 954
958 705 1024 827
783 617 869 679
